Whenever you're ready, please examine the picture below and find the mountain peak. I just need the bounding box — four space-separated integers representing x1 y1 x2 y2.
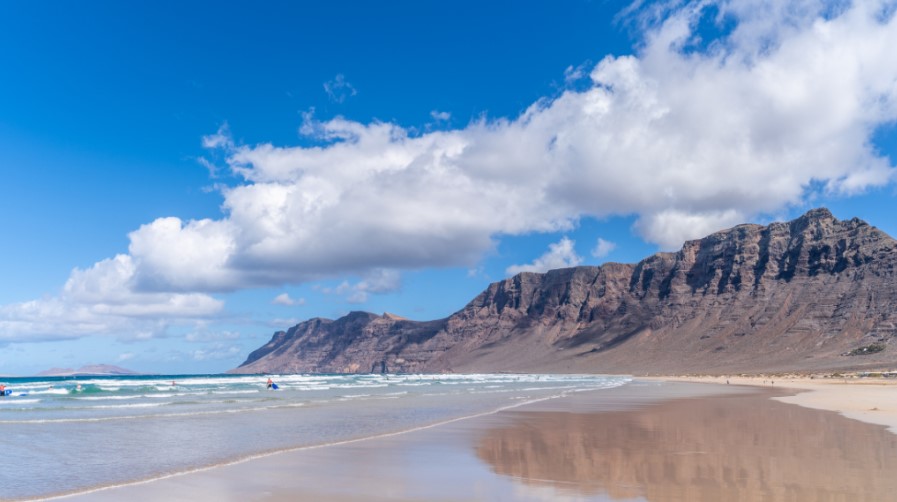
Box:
800 207 835 221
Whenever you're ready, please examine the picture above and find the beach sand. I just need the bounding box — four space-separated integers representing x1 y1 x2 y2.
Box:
651 374 897 434
56 379 897 502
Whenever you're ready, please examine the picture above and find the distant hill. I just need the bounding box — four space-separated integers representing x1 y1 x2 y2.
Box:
36 364 140 377
232 208 897 375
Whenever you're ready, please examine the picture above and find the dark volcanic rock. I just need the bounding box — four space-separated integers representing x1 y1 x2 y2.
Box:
232 209 897 375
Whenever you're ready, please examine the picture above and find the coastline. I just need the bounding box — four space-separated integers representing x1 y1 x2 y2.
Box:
2 373 624 501
54 378 897 501
646 373 897 435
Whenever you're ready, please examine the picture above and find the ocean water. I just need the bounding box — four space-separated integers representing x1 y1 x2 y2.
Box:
0 373 630 501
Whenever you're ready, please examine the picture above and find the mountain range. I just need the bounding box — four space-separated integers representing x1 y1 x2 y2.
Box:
36 364 140 377
231 208 896 375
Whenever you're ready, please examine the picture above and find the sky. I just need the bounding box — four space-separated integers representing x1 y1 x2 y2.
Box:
1 0 896 375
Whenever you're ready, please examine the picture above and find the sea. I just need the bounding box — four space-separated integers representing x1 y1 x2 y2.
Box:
0 372 630 501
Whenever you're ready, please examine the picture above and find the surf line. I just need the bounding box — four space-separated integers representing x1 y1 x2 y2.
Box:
38 380 631 501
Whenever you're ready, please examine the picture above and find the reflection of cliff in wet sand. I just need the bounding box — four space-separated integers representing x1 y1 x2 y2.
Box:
476 389 897 501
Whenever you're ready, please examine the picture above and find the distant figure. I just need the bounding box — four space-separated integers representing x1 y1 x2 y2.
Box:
267 377 274 389
171 381 176 387
0 384 6 396
76 384 82 392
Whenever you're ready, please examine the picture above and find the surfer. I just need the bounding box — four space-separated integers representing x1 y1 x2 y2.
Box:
0 384 6 396
266 377 274 389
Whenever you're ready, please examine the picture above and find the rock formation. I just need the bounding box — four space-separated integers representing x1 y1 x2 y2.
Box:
232 208 897 375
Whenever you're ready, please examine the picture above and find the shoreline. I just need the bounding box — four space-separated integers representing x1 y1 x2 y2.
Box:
56 378 897 502
645 373 897 435
52 380 724 502
45 382 633 502
45 376 897 501
2 373 626 502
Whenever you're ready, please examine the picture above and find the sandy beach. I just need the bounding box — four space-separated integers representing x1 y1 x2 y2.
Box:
650 374 897 435
54 378 897 502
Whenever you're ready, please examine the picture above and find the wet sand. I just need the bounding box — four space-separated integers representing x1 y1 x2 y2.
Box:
652 375 897 434
56 380 897 502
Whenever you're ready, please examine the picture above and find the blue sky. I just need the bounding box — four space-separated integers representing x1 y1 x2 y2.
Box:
1 0 896 375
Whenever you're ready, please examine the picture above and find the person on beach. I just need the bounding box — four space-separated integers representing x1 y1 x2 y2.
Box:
266 377 274 389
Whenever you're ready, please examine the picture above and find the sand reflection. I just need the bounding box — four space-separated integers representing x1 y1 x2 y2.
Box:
476 390 897 501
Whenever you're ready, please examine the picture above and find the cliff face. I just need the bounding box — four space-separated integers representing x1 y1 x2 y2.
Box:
232 209 897 375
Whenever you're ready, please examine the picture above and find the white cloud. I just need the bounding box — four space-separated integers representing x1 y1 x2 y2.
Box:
201 122 233 149
634 208 746 250
323 74 357 103
128 218 239 292
563 61 591 85
326 269 402 304
0 254 223 342
191 344 242 361
591 238 617 259
197 156 220 178
63 254 224 317
430 110 451 121
184 331 241 343
269 317 303 328
3 0 897 341
142 0 893 290
507 237 583 275
117 352 135 362
272 293 304 306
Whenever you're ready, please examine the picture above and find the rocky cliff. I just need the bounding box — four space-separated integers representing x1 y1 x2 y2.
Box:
232 208 897 375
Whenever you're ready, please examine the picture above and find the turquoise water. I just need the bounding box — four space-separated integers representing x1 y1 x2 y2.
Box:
0 373 630 500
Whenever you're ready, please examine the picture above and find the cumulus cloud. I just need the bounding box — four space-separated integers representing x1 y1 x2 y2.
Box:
272 293 304 306
591 238 617 259
0 254 223 342
63 254 224 315
507 237 583 275
3 0 897 341
115 0 895 293
326 269 402 304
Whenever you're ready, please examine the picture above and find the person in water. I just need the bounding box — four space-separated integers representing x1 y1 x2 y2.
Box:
0 384 6 396
266 378 274 389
